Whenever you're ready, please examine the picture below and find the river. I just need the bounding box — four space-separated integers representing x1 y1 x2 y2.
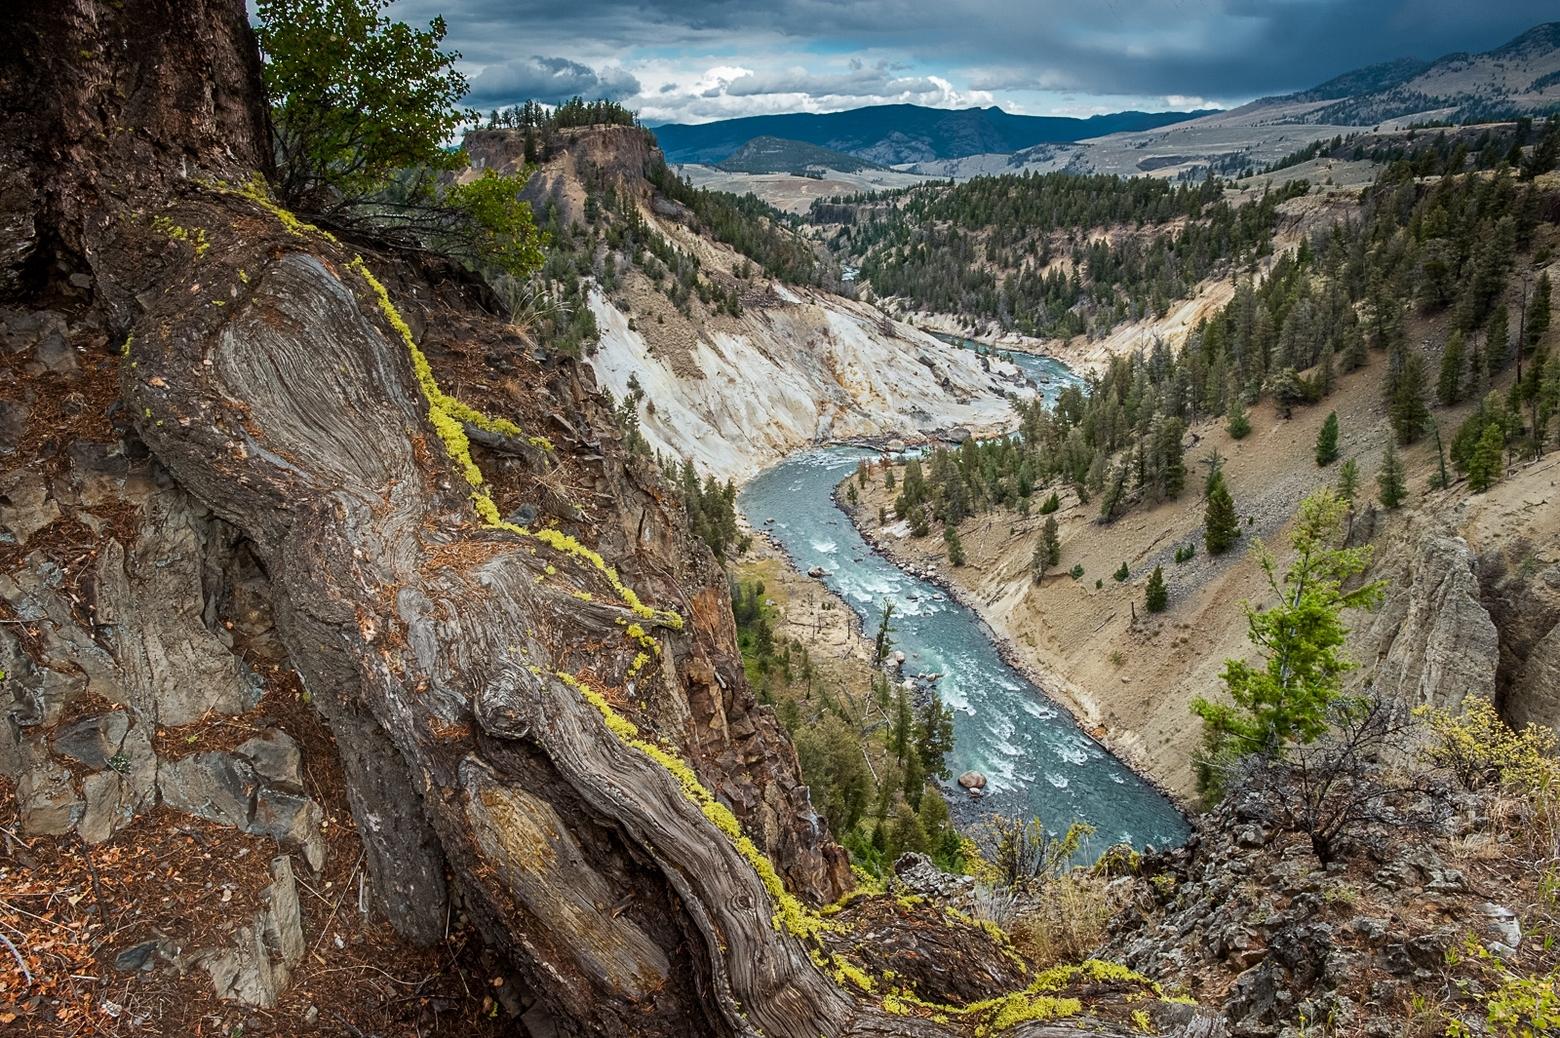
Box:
738 346 1189 856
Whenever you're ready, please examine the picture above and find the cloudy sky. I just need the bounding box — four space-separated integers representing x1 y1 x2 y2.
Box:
385 0 1556 124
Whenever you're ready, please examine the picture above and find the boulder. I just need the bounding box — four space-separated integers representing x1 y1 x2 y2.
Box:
1479 902 1522 958
252 789 327 871
159 751 258 829
201 854 306 1008
75 721 156 844
17 756 81 835
159 742 327 868
956 770 986 791
52 710 131 769
236 730 303 789
95 493 264 726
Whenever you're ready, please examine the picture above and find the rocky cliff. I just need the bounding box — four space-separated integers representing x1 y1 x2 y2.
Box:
1355 452 1560 733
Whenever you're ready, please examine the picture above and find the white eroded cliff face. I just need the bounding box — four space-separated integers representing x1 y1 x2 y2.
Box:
586 284 1028 482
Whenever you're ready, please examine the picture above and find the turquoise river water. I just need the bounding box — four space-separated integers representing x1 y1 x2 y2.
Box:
738 343 1189 854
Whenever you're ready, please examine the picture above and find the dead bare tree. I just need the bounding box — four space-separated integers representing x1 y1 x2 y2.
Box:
1228 692 1450 865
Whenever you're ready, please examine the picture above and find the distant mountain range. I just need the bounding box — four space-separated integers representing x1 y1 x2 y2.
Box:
655 21 1560 185
909 21 1560 182
651 104 1215 166
715 136 888 174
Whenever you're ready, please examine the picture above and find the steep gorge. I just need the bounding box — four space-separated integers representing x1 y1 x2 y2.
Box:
0 3 1212 1035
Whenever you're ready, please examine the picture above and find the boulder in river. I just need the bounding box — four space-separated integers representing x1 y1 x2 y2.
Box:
957 770 987 792
807 565 825 578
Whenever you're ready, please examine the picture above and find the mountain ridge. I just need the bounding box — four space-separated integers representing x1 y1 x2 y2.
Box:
651 103 1215 165
1252 20 1560 124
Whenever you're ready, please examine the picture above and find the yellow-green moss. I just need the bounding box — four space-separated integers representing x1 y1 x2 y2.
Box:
561 670 830 943
820 887 872 916
219 178 684 633
151 215 210 258
233 173 340 244
982 994 1084 1033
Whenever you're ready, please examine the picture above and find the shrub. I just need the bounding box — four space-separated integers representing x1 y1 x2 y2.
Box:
1232 694 1447 864
1008 873 1115 970
256 0 471 207
1416 695 1558 793
979 814 1095 895
1038 491 1061 514
1069 564 1084 580
254 0 545 279
1112 561 1129 582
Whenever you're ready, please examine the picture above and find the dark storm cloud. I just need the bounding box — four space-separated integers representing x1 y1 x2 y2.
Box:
395 0 1557 103
467 55 640 106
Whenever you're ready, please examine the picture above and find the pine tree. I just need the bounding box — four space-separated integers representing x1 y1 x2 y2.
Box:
1342 320 1368 372
1335 458 1359 501
1389 350 1431 445
1528 271 1553 353
944 523 966 566
1316 341 1336 397
1145 565 1168 613
1192 491 1385 795
915 694 956 781
1437 331 1465 406
1205 471 1239 555
1315 411 1340 466
1033 515 1061 582
1226 396 1252 439
1488 303 1511 371
1377 440 1406 508
872 600 896 665
1149 414 1187 500
1467 424 1505 492
1099 462 1129 523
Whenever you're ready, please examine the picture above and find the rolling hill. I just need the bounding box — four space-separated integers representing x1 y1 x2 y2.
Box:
715 135 889 174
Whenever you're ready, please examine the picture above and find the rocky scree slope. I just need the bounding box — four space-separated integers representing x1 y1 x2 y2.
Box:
470 125 1029 482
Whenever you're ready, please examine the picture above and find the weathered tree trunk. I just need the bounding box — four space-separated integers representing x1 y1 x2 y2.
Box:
1 5 1215 1035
